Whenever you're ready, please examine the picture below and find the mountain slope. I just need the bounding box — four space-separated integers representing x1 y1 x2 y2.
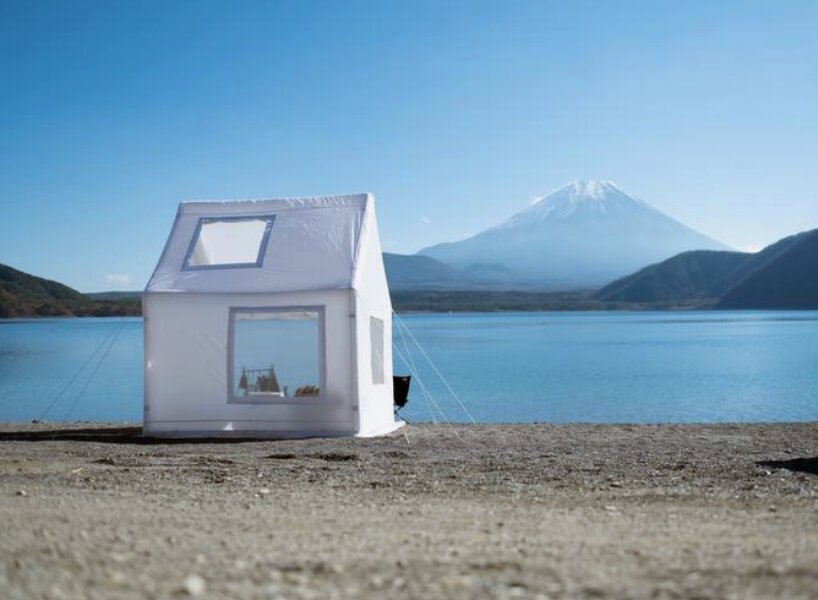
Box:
382 253 474 290
0 263 92 317
418 181 730 290
595 250 749 304
1 263 89 304
0 263 140 317
595 228 818 308
717 230 818 309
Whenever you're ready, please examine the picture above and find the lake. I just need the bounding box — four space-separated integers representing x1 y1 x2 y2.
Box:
1 311 817 424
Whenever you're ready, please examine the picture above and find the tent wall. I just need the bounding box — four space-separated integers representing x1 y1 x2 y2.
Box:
144 289 356 437
352 201 397 437
143 193 402 439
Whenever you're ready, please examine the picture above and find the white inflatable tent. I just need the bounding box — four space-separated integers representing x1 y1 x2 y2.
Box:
143 193 403 438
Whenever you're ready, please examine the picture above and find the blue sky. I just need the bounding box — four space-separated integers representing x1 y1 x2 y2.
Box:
1 0 817 291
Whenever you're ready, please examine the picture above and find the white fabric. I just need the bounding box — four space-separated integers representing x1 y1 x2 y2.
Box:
143 193 402 439
144 291 354 435
370 317 385 385
147 195 366 294
351 202 396 437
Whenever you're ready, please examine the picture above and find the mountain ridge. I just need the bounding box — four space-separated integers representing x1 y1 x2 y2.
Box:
717 229 818 309
594 250 749 305
419 180 730 289
382 253 475 290
596 228 818 308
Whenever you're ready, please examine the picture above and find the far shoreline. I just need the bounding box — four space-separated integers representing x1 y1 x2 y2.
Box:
4 305 818 319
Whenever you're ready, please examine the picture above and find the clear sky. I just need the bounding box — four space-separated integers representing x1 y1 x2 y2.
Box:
2 0 817 291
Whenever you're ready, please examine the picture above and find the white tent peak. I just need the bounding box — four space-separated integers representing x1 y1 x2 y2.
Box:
147 193 379 295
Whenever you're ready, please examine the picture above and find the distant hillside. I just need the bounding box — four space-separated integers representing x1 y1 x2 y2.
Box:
595 251 749 305
717 230 818 309
0 264 141 318
382 253 474 290
596 228 818 309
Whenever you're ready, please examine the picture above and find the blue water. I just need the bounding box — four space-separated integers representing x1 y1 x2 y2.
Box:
1 312 817 423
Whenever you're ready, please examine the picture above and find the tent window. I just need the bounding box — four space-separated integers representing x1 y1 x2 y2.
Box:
184 216 274 270
370 316 385 385
229 307 325 403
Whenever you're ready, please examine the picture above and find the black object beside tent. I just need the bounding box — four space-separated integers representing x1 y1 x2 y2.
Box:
393 375 410 409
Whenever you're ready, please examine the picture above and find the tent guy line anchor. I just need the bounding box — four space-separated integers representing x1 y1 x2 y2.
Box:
392 342 452 431
36 317 125 423
63 318 129 421
393 312 477 425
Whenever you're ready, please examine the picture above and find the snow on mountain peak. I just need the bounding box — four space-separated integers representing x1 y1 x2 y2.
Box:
504 180 651 228
568 180 620 200
532 180 627 205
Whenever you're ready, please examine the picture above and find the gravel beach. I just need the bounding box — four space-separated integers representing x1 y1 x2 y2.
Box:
1 422 817 599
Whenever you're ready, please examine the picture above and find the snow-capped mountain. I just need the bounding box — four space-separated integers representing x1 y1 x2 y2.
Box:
418 180 731 289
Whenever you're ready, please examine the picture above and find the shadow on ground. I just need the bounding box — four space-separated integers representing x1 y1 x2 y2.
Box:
0 427 290 445
758 457 818 476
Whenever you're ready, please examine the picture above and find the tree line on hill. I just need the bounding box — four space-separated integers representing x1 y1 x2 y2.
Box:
0 265 140 318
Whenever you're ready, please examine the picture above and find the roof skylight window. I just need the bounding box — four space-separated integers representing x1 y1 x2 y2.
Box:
184 216 274 270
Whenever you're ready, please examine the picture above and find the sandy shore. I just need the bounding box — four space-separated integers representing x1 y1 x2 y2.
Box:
1 422 817 599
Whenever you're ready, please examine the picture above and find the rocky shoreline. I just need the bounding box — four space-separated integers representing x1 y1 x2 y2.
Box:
1 422 817 599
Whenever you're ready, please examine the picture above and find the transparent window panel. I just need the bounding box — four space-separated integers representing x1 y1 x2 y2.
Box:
186 217 273 269
231 309 322 401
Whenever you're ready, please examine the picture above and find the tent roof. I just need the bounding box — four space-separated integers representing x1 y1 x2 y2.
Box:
146 194 373 294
